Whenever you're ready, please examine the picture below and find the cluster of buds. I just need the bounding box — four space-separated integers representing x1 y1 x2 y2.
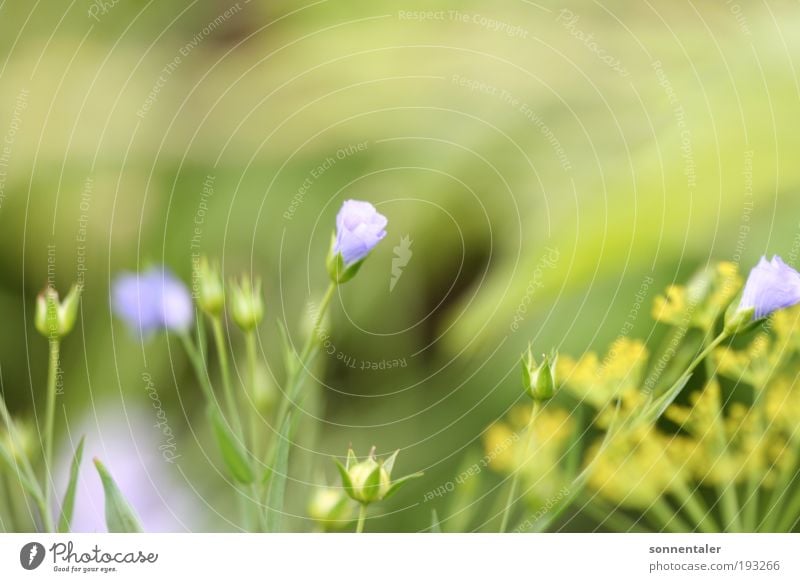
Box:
521 345 557 402
335 447 422 507
35 285 82 339
228 275 264 332
194 257 265 332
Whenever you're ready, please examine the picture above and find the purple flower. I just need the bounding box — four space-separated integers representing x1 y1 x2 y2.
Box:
739 256 800 319
112 267 193 335
57 408 201 532
333 200 388 266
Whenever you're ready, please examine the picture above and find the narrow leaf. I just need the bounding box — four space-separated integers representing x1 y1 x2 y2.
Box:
346 448 358 471
93 458 143 533
334 459 354 497
0 442 44 505
58 436 85 533
382 450 399 475
264 411 293 532
209 407 254 484
276 319 298 377
384 472 424 500
430 509 442 533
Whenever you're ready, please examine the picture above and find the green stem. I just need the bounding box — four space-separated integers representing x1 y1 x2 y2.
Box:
211 316 243 435
180 332 257 531
245 331 260 461
671 482 718 533
356 504 367 533
273 283 336 436
499 400 540 533
648 498 690 533
580 496 647 532
42 338 60 531
760 443 799 531
0 473 16 532
0 395 51 531
775 484 800 532
179 334 215 403
643 332 729 424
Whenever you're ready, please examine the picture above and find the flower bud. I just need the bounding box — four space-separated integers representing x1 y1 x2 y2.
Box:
521 346 557 401
326 200 388 285
725 256 800 334
35 284 82 339
196 257 224 316
308 487 353 531
335 447 422 506
229 275 264 331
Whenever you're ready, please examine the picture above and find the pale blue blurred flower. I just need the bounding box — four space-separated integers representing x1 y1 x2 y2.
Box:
57 408 201 532
333 200 388 265
739 255 800 319
112 267 193 335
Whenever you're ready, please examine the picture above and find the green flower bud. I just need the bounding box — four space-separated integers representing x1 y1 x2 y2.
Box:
229 275 264 331
35 284 82 339
724 304 757 335
196 257 224 316
521 346 557 401
308 487 353 531
335 447 423 506
326 234 365 285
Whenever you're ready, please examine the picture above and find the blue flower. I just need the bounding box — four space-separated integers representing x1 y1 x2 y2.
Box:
333 200 388 266
112 267 193 335
738 256 800 320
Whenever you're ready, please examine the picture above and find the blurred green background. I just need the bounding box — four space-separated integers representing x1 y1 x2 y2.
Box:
1 0 799 531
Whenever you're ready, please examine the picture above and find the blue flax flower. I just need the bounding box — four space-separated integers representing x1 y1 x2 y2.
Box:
739 255 800 320
112 267 193 335
333 200 388 266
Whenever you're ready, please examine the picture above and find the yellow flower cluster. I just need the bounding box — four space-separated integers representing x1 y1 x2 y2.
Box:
486 261 800 531
483 405 575 504
652 262 741 330
557 338 649 416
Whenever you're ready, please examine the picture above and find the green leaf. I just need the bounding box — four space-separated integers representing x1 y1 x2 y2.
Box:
58 436 85 533
209 407 254 485
264 411 293 532
346 448 358 471
384 472 424 500
93 458 143 533
334 459 354 497
0 442 44 506
382 450 399 475
363 464 383 502
276 319 298 377
430 509 442 533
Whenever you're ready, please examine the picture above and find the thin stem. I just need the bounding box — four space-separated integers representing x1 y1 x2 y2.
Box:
42 338 60 531
356 504 367 533
0 473 17 532
760 443 799 531
643 332 728 423
179 333 215 403
671 482 718 533
775 481 800 532
273 282 337 437
180 332 259 531
0 394 51 531
245 331 260 461
648 498 691 533
499 400 540 533
211 316 243 435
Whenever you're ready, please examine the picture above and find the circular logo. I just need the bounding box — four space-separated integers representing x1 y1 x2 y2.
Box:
19 542 45 570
